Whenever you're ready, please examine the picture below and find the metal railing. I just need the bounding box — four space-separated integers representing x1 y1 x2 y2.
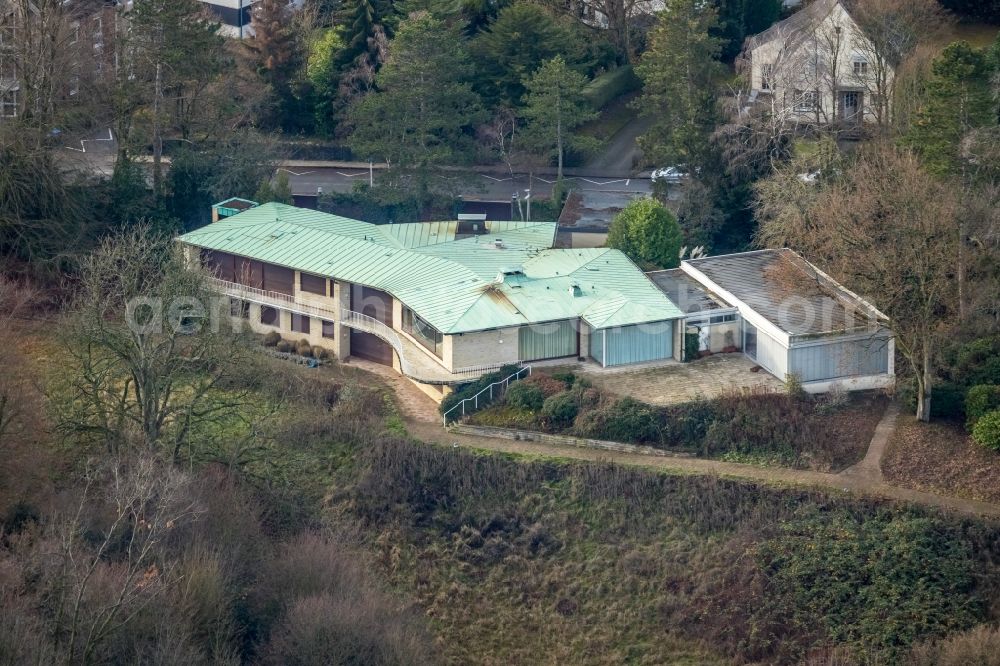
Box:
207 277 509 385
442 365 532 426
207 277 339 321
339 307 415 376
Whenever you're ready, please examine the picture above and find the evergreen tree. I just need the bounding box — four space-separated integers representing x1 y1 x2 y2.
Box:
904 41 994 176
250 0 307 130
607 198 683 269
346 13 485 205
521 56 598 180
472 3 591 108
635 0 725 168
337 0 396 70
713 0 782 62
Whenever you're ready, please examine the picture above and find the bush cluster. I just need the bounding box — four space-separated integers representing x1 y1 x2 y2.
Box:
972 411 1000 451
966 385 1000 430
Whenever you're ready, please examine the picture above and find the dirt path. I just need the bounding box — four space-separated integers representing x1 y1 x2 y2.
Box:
404 420 1000 519
378 373 999 519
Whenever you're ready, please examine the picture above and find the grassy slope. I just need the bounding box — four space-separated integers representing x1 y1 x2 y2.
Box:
345 437 1000 665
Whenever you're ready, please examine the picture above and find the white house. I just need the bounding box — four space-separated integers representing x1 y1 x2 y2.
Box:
744 0 893 129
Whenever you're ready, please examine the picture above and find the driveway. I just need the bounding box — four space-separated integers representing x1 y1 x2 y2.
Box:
576 354 786 405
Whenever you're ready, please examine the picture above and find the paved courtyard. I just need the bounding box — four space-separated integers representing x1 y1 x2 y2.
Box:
574 353 786 405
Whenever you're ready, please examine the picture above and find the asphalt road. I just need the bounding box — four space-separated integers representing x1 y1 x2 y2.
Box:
280 166 653 201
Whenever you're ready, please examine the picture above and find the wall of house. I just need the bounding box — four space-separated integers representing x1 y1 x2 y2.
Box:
747 321 789 380
445 327 520 371
788 334 890 383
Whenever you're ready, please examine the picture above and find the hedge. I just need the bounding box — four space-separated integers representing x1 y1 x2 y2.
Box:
582 65 642 110
966 385 1000 431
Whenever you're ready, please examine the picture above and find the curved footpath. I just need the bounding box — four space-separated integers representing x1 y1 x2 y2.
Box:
404 416 1000 521
344 358 1000 520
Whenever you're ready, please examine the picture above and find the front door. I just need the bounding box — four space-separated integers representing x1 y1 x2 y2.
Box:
841 91 861 122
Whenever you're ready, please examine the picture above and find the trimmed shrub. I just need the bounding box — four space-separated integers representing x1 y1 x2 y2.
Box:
541 392 579 431
588 397 660 444
506 382 545 411
966 385 1000 431
263 331 281 347
311 346 329 361
581 65 641 109
972 410 1000 451
525 374 569 397
275 340 293 353
296 339 313 357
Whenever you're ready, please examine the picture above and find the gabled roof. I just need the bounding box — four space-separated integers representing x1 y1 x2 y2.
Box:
746 0 839 51
177 203 682 334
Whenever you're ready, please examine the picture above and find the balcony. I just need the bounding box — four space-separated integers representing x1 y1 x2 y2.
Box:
207 277 504 385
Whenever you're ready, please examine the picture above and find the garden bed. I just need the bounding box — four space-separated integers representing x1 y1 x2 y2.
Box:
466 371 886 472
882 418 1000 504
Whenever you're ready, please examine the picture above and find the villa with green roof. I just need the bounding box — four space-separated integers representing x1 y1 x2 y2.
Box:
178 200 894 400
178 201 685 398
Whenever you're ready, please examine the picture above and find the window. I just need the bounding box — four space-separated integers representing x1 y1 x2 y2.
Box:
70 23 80 45
291 313 310 334
260 306 279 327
69 72 79 96
402 306 443 358
761 63 774 91
322 320 335 339
853 60 868 76
230 298 249 319
299 272 326 295
793 89 817 112
0 89 16 118
0 25 13 47
709 313 738 324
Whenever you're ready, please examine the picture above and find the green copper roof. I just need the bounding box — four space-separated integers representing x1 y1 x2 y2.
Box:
177 203 682 333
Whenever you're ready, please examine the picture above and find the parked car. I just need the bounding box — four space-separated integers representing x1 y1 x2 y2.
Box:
651 166 689 183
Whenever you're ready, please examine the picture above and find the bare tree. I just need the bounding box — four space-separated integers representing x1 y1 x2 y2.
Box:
0 0 102 134
755 145 962 421
48 454 200 663
52 226 258 461
849 0 952 129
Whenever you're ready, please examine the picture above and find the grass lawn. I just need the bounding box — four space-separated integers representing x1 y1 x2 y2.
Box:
882 417 1000 505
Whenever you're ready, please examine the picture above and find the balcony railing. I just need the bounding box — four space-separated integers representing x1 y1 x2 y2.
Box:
205 277 507 384
207 277 338 321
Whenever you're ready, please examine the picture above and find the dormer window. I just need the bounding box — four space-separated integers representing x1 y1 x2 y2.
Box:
853 60 868 76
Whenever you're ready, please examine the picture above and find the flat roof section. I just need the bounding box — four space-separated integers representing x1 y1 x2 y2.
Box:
646 269 731 314
682 249 882 338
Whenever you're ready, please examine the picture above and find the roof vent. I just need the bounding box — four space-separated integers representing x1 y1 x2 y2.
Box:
495 265 525 283
570 283 582 297
492 238 504 249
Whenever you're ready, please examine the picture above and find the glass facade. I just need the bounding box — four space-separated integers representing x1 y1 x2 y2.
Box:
402 307 443 358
